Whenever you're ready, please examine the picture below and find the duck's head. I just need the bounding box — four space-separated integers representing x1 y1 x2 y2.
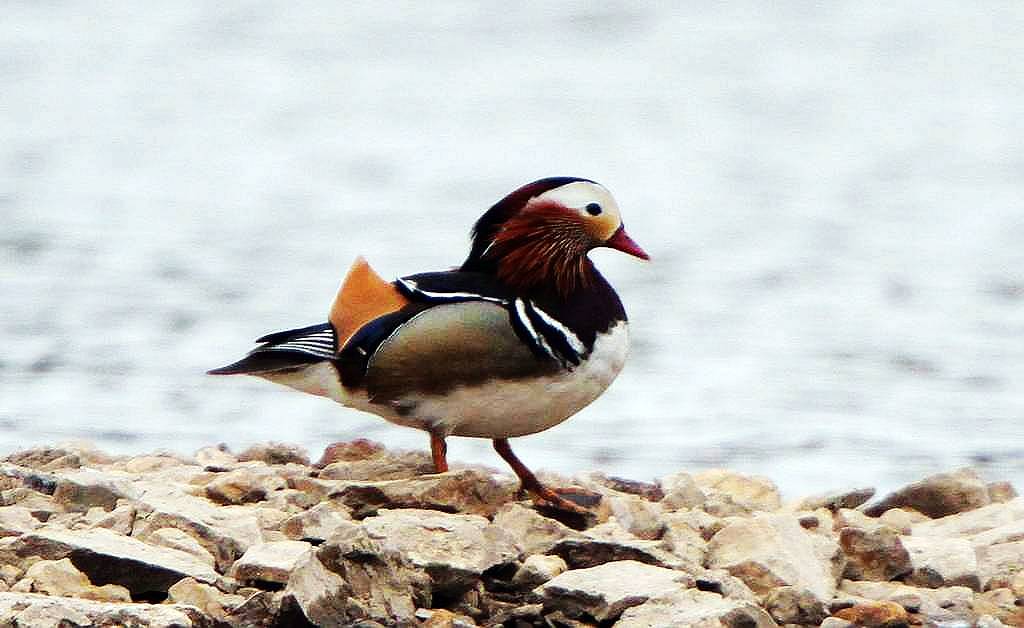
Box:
462 177 648 294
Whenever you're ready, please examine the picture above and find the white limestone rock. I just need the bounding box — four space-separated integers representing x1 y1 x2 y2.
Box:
707 513 843 600
362 508 517 593
229 539 314 584
537 560 693 623
11 526 218 597
0 591 210 627
616 588 777 627
901 534 980 589
22 558 131 602
512 554 567 588
694 469 781 515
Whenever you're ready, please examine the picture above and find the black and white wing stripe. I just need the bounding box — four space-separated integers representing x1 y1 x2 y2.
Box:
252 323 336 359
207 323 337 375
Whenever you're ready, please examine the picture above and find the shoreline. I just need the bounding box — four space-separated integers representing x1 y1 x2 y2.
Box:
0 440 1020 627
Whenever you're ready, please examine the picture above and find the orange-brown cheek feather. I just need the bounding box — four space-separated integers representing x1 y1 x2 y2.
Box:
485 207 592 294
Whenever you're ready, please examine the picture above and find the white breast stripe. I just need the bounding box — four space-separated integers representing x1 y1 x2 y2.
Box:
398 279 508 304
528 302 587 356
514 298 556 361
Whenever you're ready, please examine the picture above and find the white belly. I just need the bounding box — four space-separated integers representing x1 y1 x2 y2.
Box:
374 321 629 439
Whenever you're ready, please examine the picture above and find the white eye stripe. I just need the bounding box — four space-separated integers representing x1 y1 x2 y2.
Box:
534 181 622 241
535 181 614 208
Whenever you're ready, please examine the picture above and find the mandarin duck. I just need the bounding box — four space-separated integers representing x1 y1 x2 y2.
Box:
209 177 648 511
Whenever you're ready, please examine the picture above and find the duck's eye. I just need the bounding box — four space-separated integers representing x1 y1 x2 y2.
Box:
585 203 602 216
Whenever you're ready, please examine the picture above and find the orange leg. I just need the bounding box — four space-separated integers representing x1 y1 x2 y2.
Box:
492 438 587 513
430 433 448 473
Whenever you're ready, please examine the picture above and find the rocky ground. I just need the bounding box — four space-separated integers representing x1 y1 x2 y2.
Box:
0 441 1021 627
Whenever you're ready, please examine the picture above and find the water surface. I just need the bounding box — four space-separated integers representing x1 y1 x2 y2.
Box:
3 2 1022 497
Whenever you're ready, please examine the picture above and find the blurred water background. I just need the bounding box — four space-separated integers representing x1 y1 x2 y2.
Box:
3 2 1022 498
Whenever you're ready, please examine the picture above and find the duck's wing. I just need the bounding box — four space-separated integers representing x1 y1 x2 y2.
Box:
395 270 585 368
340 270 587 405
357 298 563 405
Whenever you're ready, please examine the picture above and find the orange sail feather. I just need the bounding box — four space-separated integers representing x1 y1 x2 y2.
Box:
329 256 410 352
